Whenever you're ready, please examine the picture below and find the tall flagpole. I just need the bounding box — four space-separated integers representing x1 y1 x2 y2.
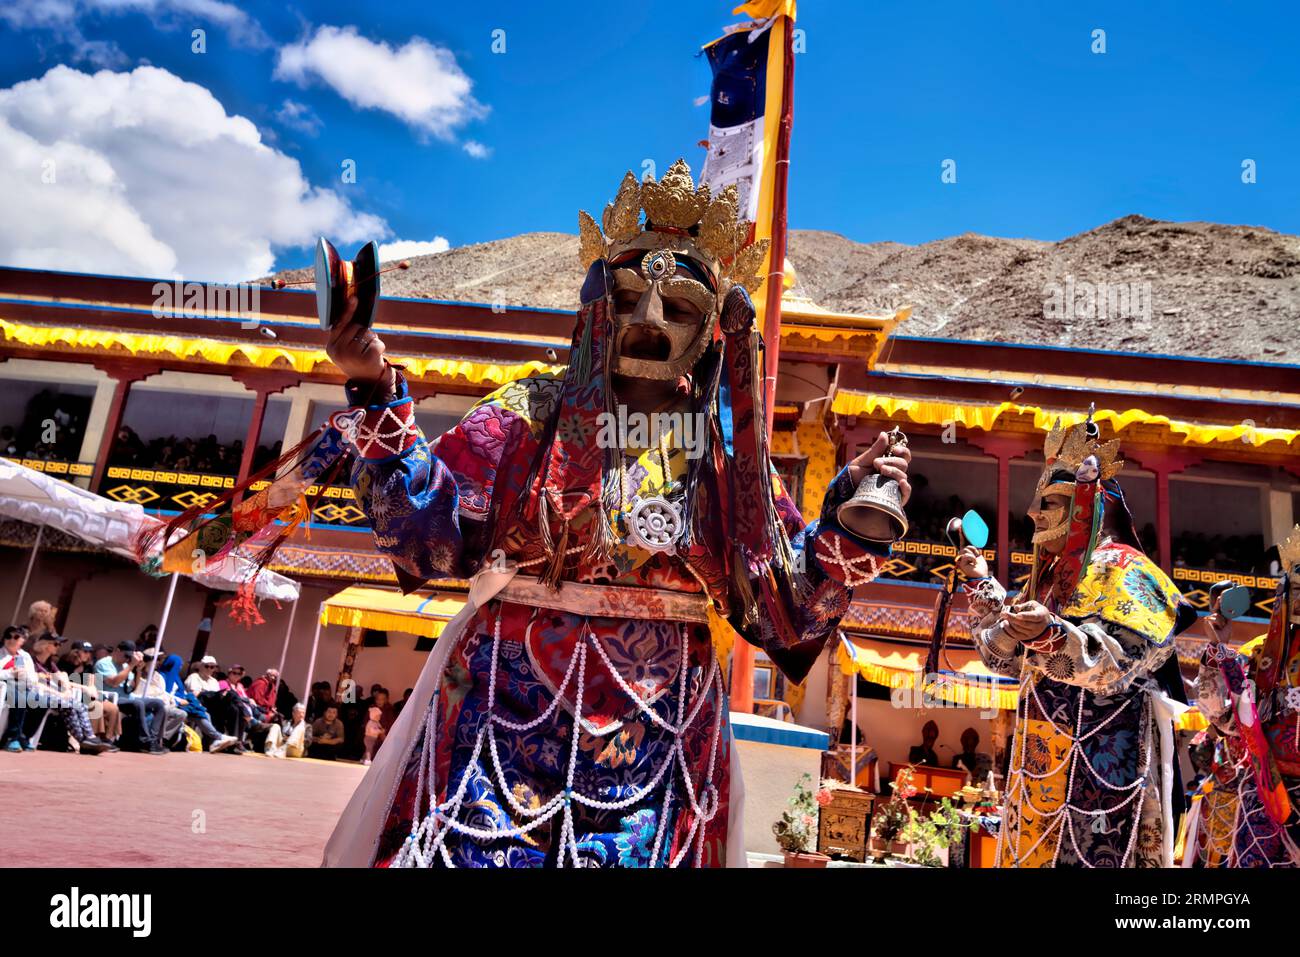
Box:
730 7 796 713
762 10 795 432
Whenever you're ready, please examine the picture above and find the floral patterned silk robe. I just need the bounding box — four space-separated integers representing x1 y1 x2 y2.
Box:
346 372 885 867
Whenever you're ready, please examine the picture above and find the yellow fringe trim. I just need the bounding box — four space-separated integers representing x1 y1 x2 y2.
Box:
0 318 562 389
832 390 1300 450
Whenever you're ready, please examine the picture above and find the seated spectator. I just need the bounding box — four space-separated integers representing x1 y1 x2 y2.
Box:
27 600 59 643
133 652 189 750
186 655 246 740
221 663 272 747
265 703 312 759
1 625 41 752
393 687 414 718
95 641 168 754
138 624 159 653
58 640 122 743
368 686 396 732
149 653 240 753
27 633 111 754
248 667 283 722
305 681 333 721
309 704 345 760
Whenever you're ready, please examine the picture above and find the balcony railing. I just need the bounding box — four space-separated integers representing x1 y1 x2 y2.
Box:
12 457 95 480
92 465 364 529
876 539 997 585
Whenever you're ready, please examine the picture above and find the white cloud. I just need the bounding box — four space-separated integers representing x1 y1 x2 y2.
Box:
275 99 323 137
1 0 270 63
462 139 490 160
378 238 450 262
275 26 487 142
0 65 386 282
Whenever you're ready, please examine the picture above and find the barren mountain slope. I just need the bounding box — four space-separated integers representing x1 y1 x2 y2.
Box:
268 216 1300 363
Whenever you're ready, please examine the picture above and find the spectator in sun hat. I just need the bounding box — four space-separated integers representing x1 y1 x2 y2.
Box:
146 652 240 753
187 655 246 740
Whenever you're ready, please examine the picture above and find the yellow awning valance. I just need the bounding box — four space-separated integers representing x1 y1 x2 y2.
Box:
836 634 1019 710
0 318 562 390
320 586 466 639
832 390 1300 451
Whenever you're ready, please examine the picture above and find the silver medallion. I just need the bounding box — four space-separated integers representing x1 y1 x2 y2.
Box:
627 496 683 554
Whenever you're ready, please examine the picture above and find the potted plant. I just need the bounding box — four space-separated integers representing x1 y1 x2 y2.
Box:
899 797 981 867
772 773 831 867
868 765 918 862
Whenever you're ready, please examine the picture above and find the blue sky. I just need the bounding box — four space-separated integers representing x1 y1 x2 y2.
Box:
1 1 1296 280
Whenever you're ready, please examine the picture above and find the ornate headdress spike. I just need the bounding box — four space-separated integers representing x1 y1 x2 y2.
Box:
602 172 642 243
578 211 605 269
640 159 710 229
1036 411 1123 497
577 158 768 293
696 183 746 261
1279 524 1300 575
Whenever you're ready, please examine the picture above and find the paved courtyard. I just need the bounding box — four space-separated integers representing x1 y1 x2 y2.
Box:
0 749 367 867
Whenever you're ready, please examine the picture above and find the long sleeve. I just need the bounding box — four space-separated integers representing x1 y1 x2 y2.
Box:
966 576 1023 678
347 373 556 584
1196 646 1236 732
1022 617 1173 693
965 574 1175 693
746 466 892 683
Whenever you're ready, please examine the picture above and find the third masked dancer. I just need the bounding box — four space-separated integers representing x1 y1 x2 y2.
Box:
956 418 1195 867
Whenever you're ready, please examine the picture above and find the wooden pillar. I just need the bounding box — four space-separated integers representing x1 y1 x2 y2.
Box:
729 641 756 714
1154 468 1172 573
53 575 78 635
190 588 220 663
968 436 1032 584
236 389 270 488
89 376 133 492
336 625 364 704
995 451 1011 583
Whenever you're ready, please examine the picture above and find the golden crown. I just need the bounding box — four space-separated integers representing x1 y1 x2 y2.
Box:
1037 415 1123 496
578 159 769 294
1279 524 1300 575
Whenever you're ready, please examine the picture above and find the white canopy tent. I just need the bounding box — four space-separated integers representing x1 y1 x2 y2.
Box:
0 458 302 701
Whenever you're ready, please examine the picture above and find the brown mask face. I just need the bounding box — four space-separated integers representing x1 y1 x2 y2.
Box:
609 250 717 381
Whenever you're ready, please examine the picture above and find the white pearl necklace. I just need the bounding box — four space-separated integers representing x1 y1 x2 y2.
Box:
997 669 1153 868
392 606 725 868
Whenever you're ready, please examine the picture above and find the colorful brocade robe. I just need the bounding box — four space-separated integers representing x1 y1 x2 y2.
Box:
1193 636 1300 867
967 539 1192 867
344 372 885 868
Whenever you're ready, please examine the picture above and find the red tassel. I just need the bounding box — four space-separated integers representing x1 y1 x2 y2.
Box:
228 581 265 629
133 426 329 565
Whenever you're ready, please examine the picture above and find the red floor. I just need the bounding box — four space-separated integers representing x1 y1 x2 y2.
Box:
0 749 367 867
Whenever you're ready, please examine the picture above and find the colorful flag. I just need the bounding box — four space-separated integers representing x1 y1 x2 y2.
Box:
699 1 796 419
